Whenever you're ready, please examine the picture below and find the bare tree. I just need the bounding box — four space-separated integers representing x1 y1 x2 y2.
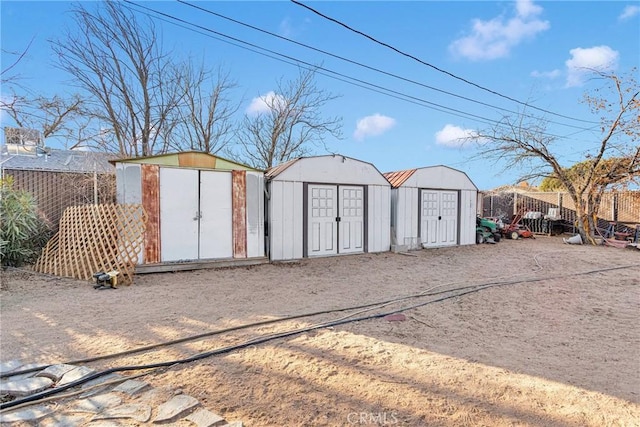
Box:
475 69 639 244
50 1 184 157
172 64 240 154
1 40 33 88
234 67 342 169
2 93 85 142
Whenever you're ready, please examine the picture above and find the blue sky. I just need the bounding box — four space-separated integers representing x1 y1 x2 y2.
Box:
1 0 639 189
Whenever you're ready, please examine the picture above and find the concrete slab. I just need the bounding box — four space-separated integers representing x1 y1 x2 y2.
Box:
92 403 152 423
0 405 53 423
79 373 125 398
72 392 123 413
112 379 149 396
36 364 77 382
57 365 95 386
185 408 226 427
153 394 199 423
0 360 23 375
2 363 44 378
0 376 54 396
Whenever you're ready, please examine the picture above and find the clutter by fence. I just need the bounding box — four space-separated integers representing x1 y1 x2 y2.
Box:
34 204 146 285
481 190 640 235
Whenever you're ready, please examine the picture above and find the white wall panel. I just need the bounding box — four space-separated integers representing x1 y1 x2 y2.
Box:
199 171 233 259
160 168 199 262
367 185 391 253
459 190 477 245
115 163 142 204
269 180 303 261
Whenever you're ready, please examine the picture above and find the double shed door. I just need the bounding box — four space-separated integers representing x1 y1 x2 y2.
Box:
420 190 458 248
308 184 364 257
160 168 233 262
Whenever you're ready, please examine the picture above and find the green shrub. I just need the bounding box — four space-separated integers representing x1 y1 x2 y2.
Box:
0 177 52 267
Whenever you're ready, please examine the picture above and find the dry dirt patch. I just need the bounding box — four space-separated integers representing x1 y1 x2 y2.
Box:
1 236 639 426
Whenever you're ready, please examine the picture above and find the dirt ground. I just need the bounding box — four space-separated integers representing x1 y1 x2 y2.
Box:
1 236 639 426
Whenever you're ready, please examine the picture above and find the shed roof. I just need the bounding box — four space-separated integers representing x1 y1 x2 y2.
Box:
266 154 390 186
383 169 417 188
0 145 115 174
112 151 260 171
384 165 477 190
264 157 299 179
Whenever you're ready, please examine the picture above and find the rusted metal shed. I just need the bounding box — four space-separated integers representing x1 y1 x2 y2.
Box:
113 152 266 272
266 154 391 261
384 166 478 250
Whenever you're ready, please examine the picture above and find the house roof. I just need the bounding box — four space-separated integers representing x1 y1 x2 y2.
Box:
383 169 417 188
0 145 115 174
112 151 260 172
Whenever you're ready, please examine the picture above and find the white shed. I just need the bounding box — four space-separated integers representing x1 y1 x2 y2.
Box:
113 151 265 271
384 166 478 250
266 155 391 261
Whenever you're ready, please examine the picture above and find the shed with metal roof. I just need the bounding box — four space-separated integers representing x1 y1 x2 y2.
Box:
384 166 478 250
113 151 266 271
266 154 391 261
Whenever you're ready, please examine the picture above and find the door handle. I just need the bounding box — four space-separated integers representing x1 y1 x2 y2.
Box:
336 217 341 222
438 216 442 220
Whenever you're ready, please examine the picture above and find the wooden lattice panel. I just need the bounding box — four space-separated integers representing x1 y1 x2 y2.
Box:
34 204 146 285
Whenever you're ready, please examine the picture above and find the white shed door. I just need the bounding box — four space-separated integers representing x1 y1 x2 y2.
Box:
160 168 199 261
421 190 458 248
308 185 338 256
199 171 233 259
339 186 364 253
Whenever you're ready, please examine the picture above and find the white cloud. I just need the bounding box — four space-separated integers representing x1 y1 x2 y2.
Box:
246 91 287 115
619 5 640 21
530 69 561 79
279 17 294 38
353 114 396 141
565 46 619 87
449 0 550 61
434 124 479 148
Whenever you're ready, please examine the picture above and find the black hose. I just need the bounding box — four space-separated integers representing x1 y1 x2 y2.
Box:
1 263 637 411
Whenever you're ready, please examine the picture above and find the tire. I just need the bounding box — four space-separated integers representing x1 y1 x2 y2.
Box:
476 232 485 244
493 233 502 242
510 231 520 240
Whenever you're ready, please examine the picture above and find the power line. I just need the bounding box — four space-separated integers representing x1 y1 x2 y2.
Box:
121 1 591 142
121 2 497 125
290 0 598 125
177 0 595 132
